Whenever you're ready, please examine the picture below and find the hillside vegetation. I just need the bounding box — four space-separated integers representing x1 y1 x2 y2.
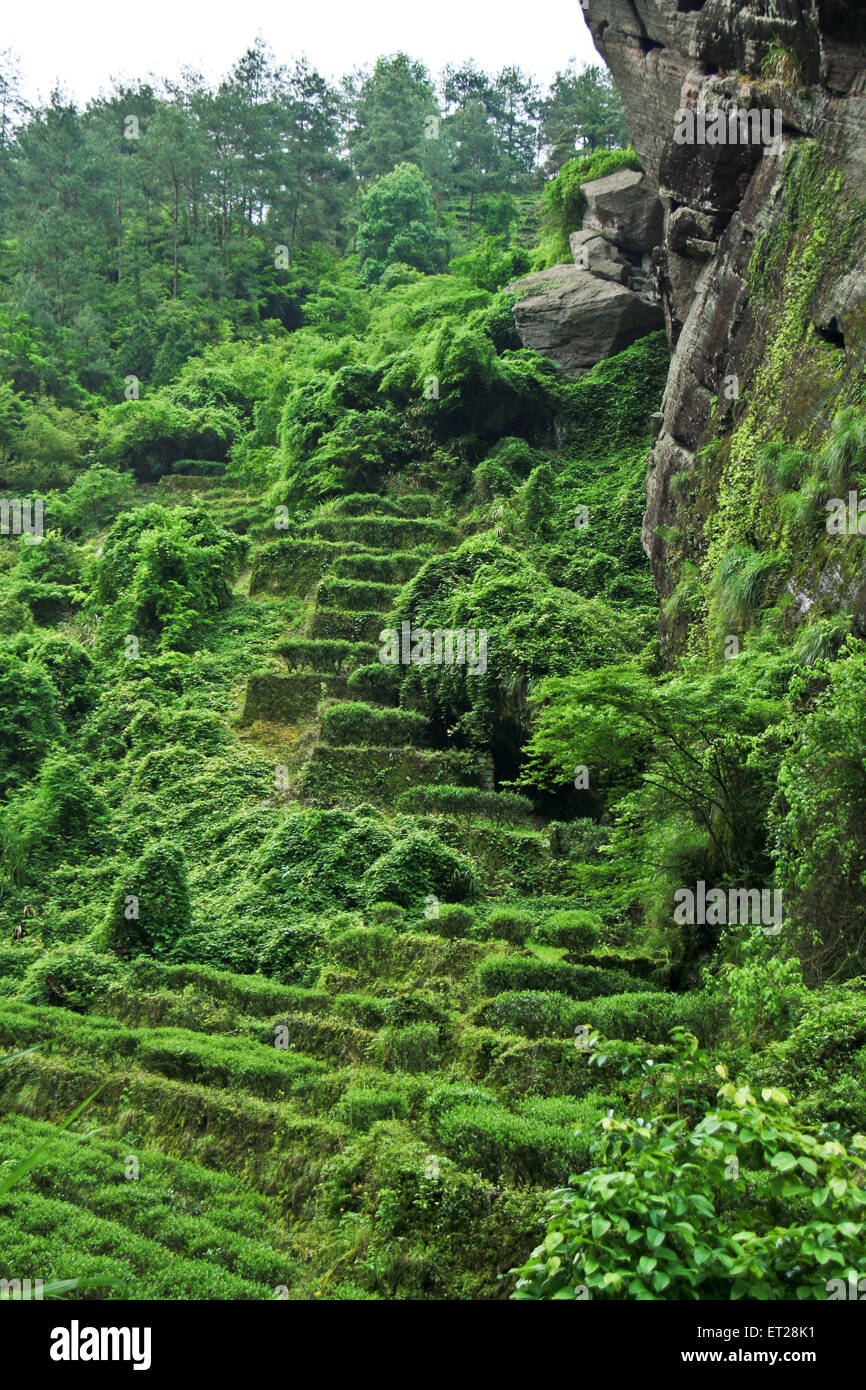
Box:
1 41 865 1303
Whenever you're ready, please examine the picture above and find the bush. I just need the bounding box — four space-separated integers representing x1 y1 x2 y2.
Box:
512 1034 866 1300
396 785 533 825
33 634 96 725
94 504 243 651
328 924 394 971
332 551 419 584
102 841 192 958
534 909 601 952
365 901 406 930
277 640 363 674
435 1100 596 1184
10 751 109 856
315 577 398 611
479 908 534 945
335 1088 409 1131
475 956 650 1000
481 990 576 1039
21 946 124 1012
0 648 61 793
372 1021 442 1073
426 1083 499 1129
431 904 477 939
346 662 402 704
320 701 430 748
548 820 609 860
361 830 480 907
574 990 726 1046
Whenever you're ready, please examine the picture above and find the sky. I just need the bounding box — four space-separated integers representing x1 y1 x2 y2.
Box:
5 0 599 105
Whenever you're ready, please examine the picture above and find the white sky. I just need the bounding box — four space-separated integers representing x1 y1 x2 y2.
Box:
6 0 599 105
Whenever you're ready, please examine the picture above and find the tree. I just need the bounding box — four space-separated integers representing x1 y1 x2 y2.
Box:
347 54 437 184
355 163 445 283
540 62 628 172
269 57 348 260
441 63 501 234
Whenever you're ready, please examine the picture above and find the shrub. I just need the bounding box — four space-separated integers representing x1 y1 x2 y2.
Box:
262 807 396 912
372 1021 442 1073
11 751 109 856
480 908 533 945
328 924 394 971
320 701 430 748
482 990 576 1039
335 1088 409 1131
361 830 480 907
548 820 609 860
332 551 419 583
512 1034 866 1300
534 909 601 952
432 904 477 939
21 946 124 1012
308 607 384 644
475 956 650 1000
276 640 363 674
33 634 96 725
315 577 398 611
396 784 533 825
0 648 61 793
94 504 243 651
102 841 192 958
365 901 406 929
426 1083 500 1129
346 662 402 703
435 1100 595 1185
574 990 726 1046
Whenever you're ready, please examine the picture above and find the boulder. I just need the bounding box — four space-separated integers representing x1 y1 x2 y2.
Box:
506 265 664 377
581 169 664 257
569 230 631 284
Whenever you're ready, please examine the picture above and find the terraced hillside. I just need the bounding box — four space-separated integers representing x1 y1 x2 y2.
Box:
0 379 721 1300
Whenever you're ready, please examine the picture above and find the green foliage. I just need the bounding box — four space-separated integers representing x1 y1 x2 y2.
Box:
372 1021 441 1073
335 1088 409 1131
361 829 480 907
537 148 641 265
396 784 533 825
94 504 243 650
450 237 531 293
435 1096 597 1184
21 946 124 1012
482 989 576 1038
512 1033 866 1300
772 642 866 980
0 646 61 793
320 701 430 748
534 909 601 952
102 841 192 958
267 808 396 912
356 164 446 284
431 903 477 939
475 956 649 1000
480 908 534 945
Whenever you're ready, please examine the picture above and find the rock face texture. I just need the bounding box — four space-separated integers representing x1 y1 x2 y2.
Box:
508 168 665 374
582 167 665 257
582 0 866 649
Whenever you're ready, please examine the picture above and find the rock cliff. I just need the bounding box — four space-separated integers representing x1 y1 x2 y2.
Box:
583 0 866 653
